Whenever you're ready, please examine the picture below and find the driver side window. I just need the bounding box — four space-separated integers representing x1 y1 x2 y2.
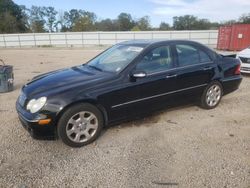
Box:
135 46 173 74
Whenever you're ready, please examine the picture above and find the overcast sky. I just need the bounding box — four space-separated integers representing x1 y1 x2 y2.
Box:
14 0 250 26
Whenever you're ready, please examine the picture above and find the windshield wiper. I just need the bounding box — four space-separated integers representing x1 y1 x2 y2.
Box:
87 65 103 72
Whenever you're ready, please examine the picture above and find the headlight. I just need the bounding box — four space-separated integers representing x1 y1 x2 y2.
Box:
26 97 47 113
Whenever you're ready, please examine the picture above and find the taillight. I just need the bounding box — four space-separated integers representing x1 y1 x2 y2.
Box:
234 64 241 75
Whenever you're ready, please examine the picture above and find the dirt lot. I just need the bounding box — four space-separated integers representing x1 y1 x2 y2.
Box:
0 48 249 188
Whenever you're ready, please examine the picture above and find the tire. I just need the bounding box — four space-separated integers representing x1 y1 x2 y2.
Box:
57 103 104 147
200 81 223 109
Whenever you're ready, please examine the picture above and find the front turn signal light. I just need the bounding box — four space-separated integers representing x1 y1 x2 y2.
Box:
38 119 51 125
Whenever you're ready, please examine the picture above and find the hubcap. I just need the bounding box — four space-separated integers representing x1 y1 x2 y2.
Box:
66 111 98 143
206 84 221 107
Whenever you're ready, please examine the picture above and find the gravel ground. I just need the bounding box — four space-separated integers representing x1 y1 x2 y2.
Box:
0 48 249 188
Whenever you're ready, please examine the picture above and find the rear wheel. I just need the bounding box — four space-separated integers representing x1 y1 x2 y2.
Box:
57 103 103 147
200 81 223 109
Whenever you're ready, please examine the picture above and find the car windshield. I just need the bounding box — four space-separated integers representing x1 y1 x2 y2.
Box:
87 44 144 73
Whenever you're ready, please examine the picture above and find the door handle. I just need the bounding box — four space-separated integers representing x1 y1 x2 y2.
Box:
203 67 213 71
166 74 177 79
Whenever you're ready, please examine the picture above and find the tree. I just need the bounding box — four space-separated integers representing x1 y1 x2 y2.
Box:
55 10 68 32
0 12 18 33
159 22 171 30
131 25 140 31
19 5 31 31
43 6 57 32
239 13 250 24
209 22 220 29
173 15 196 30
195 19 211 30
136 16 151 31
0 0 28 33
173 15 212 30
222 20 237 25
95 19 118 31
63 9 82 30
117 13 135 31
72 11 96 31
29 6 46 32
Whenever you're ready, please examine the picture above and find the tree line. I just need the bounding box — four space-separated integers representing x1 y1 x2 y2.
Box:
1 0 250 34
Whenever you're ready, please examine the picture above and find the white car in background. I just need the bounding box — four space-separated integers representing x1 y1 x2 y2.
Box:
237 46 250 73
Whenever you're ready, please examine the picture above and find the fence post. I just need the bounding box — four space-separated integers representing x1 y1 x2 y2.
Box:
151 32 154 39
3 34 6 48
33 33 36 47
65 33 68 47
98 32 100 46
115 33 117 44
133 32 135 40
208 31 211 47
49 33 52 46
18 34 21 48
82 32 84 47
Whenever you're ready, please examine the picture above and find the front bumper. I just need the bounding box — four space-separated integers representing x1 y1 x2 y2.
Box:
16 102 56 140
241 63 250 73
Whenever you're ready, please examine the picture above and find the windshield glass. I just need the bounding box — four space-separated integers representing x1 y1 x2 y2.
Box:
87 45 144 73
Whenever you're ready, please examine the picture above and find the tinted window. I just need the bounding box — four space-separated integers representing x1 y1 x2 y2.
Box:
199 50 211 63
176 44 211 66
176 44 199 66
136 46 173 74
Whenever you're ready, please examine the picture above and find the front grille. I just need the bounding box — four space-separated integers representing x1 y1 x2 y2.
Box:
239 57 250 64
18 92 27 107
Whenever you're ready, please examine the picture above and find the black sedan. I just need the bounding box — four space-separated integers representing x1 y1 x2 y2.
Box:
16 40 242 147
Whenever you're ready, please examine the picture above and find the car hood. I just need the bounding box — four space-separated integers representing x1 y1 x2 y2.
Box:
23 65 112 97
238 48 250 57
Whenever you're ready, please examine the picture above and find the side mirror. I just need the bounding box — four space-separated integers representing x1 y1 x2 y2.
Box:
131 71 146 78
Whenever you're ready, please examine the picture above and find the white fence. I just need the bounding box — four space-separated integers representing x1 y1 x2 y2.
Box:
0 30 218 48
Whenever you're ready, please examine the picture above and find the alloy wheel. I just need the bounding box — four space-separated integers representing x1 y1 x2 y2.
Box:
206 84 222 107
66 111 98 143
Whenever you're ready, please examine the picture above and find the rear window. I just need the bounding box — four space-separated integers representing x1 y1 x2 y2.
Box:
199 50 212 63
176 45 200 66
176 44 212 67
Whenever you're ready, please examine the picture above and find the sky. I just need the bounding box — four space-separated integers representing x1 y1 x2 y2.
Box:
14 0 250 27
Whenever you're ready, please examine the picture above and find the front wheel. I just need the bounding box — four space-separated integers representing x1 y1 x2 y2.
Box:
57 103 104 147
200 82 223 109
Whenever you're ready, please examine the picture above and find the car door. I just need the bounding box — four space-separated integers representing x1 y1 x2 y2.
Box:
99 44 180 123
173 43 216 99
123 44 179 116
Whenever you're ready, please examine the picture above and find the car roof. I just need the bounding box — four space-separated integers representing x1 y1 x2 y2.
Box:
119 39 197 47
119 39 217 60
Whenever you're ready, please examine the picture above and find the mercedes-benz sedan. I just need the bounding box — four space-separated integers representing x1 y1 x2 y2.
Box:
16 40 242 147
